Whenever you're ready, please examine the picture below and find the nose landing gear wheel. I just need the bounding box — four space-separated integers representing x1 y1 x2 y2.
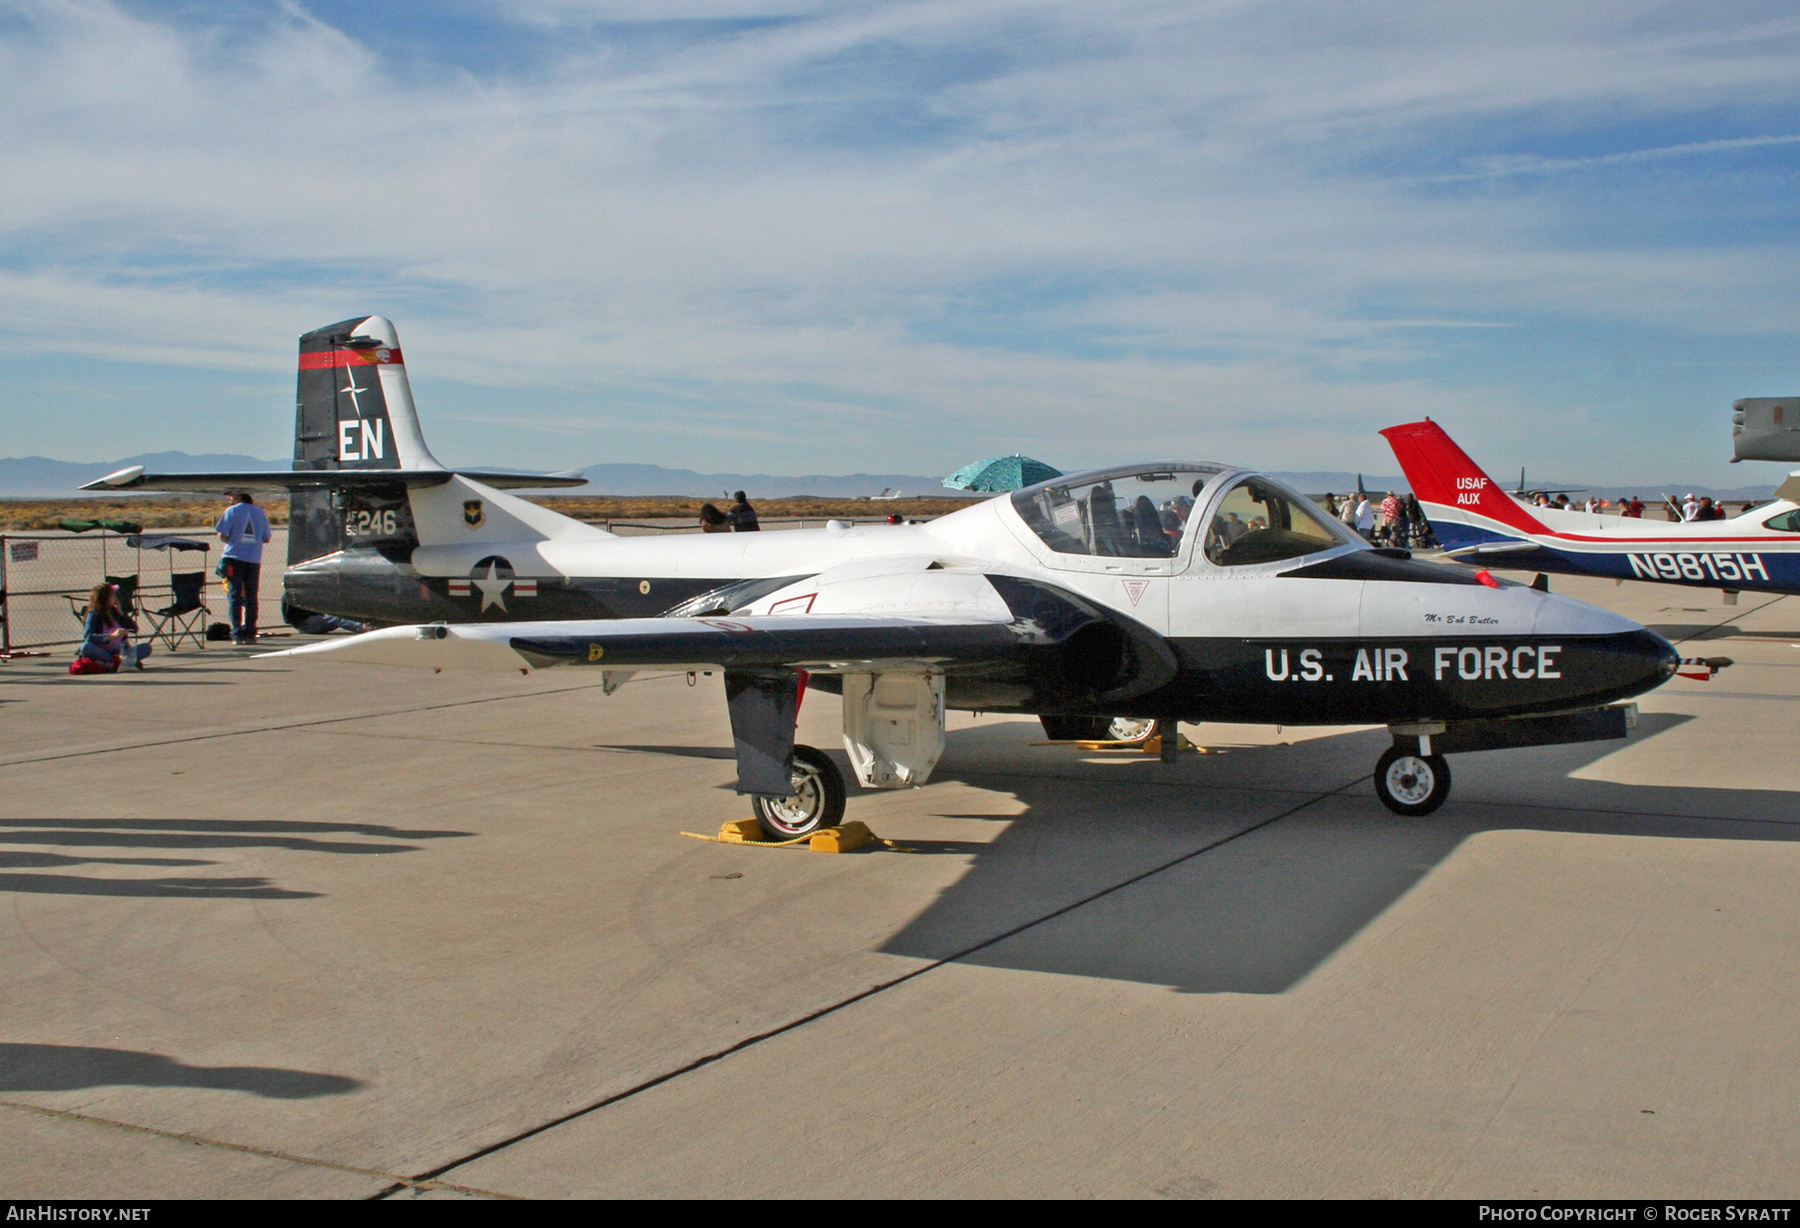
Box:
1374 746 1451 816
751 744 847 840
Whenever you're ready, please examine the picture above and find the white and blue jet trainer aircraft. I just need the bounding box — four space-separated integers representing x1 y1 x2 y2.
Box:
1383 418 1800 601
92 317 1682 828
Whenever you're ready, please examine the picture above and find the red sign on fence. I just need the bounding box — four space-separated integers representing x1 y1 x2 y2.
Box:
9 541 38 564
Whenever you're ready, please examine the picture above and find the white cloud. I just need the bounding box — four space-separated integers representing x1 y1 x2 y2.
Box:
1446 132 1800 179
1 1 1797 481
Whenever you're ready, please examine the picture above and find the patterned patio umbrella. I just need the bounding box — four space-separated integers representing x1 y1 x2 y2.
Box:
942 455 1063 492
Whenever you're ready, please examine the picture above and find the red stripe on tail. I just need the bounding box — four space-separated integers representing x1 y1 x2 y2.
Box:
297 347 406 370
1378 419 1546 534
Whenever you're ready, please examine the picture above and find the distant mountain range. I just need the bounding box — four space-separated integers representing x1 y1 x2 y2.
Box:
0 453 966 499
0 452 1788 504
0 452 288 498
566 463 962 499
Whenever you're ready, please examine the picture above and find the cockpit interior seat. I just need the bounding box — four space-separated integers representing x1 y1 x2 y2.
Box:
1082 484 1127 556
1129 495 1172 557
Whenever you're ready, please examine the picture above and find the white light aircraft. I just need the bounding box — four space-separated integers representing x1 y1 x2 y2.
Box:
1383 418 1800 604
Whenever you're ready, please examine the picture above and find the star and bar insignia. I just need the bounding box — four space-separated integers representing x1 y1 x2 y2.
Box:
447 557 538 613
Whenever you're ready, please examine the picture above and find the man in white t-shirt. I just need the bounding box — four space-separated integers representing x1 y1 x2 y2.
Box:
1354 496 1375 538
1681 494 1700 522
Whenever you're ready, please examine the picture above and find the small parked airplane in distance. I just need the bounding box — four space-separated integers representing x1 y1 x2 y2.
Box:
92 318 1683 828
1383 418 1800 603
1510 467 1584 504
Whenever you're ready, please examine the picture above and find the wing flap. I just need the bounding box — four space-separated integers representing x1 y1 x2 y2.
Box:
259 614 1031 674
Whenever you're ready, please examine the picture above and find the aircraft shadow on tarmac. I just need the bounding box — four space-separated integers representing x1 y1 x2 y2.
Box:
0 1043 361 1099
593 744 737 760
39 680 235 687
1647 622 1741 641
875 714 1800 997
0 818 472 900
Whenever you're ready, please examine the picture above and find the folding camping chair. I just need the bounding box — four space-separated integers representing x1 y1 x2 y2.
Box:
63 574 140 625
141 572 210 652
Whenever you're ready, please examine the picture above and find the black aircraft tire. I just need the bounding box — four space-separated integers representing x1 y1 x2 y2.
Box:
751 745 847 840
1373 747 1451 816
1041 715 1159 742
1040 715 1106 741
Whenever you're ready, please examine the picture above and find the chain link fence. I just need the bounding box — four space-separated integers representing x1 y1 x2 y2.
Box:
0 532 216 652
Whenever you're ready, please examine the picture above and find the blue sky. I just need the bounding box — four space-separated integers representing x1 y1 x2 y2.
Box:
2 1 1798 485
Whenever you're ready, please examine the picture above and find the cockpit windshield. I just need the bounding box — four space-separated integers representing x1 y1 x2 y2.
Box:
1203 475 1349 566
1011 467 1224 558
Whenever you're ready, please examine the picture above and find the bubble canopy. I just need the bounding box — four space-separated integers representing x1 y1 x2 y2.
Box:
1010 464 1353 565
1201 473 1351 566
1009 465 1225 559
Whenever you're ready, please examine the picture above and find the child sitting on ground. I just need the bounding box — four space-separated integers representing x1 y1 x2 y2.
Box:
72 582 150 673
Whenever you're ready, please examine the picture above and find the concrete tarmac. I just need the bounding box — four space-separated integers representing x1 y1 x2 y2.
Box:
0 573 1795 1199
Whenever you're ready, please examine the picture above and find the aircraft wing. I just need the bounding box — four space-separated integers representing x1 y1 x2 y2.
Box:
259 614 1042 674
80 467 588 493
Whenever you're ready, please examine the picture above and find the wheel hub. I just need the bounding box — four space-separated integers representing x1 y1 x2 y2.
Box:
760 766 823 834
1384 756 1435 806
1106 717 1157 743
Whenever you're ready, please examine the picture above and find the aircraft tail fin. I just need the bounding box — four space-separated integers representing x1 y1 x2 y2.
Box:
294 316 441 476
287 316 438 566
1379 419 1547 535
78 315 591 575
294 317 609 559
283 317 590 564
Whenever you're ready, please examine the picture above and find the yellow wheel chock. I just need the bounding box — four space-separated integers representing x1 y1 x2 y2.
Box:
1030 732 1210 754
680 818 907 853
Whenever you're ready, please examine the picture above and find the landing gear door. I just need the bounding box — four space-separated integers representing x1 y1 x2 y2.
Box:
841 672 946 789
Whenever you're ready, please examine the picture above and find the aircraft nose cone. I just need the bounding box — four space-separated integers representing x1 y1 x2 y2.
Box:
1572 626 1679 709
1519 592 1679 707
1628 627 1681 689
1536 626 1679 712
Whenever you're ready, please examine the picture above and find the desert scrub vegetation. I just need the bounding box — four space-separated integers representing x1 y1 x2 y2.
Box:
0 493 981 532
0 496 289 532
534 495 982 522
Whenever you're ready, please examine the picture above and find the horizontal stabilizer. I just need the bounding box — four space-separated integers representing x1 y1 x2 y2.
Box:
1439 541 1540 558
82 468 588 493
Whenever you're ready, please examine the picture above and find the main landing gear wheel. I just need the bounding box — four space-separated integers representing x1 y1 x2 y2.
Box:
751 745 847 840
1373 746 1451 816
1102 716 1158 743
1039 715 1160 743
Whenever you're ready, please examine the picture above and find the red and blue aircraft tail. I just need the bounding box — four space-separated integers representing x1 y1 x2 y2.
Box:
1379 419 1549 546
